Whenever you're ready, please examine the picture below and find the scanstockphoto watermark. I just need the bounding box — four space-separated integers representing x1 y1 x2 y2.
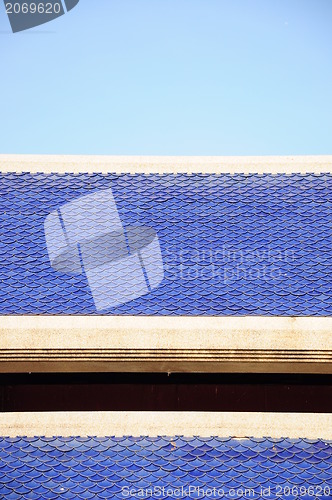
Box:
164 245 296 283
3 0 79 33
122 485 256 498
122 485 331 498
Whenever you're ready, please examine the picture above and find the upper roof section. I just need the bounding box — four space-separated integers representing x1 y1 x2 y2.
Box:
1 155 332 316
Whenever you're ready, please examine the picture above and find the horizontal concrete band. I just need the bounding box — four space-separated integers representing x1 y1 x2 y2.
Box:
1 316 332 373
1 411 332 439
0 154 332 173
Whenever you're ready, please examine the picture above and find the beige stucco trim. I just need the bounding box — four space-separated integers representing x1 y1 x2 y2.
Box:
0 154 332 173
1 316 332 373
1 411 331 439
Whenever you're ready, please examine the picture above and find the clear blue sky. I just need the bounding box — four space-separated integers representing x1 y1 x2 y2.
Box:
1 0 331 155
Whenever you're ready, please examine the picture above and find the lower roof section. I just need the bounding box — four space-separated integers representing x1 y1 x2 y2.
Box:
0 412 331 499
1 412 332 439
1 316 332 373
1 436 331 500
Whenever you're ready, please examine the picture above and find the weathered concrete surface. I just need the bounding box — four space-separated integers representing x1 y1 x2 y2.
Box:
1 316 332 373
1 411 331 438
0 154 332 173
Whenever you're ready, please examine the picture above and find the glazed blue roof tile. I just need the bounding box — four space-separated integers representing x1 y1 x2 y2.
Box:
0 437 331 498
1 172 332 314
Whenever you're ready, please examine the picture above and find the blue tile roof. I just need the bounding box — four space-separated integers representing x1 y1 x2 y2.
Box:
1 172 332 315
0 436 331 499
